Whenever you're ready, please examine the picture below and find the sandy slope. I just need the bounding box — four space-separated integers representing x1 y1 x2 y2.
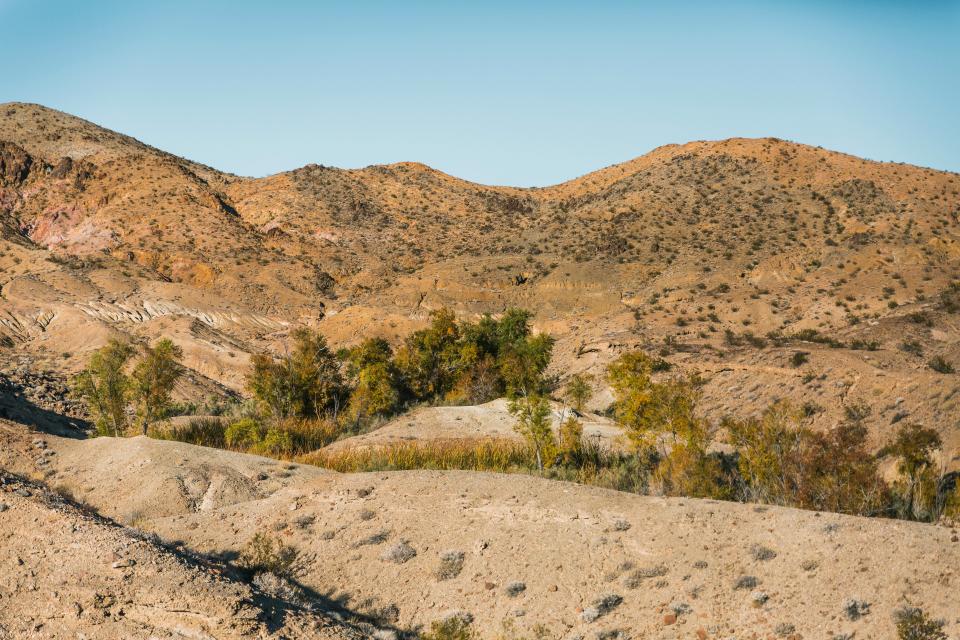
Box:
5 429 954 640
322 398 625 453
0 470 362 639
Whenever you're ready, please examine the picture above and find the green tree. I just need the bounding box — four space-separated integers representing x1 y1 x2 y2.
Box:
346 362 400 427
497 333 554 398
395 309 461 400
247 328 345 421
557 415 584 465
563 374 593 414
131 338 184 435
73 339 135 437
509 393 554 472
606 351 655 448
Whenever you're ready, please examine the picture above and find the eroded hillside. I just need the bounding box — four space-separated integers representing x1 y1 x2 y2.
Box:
2 102 959 461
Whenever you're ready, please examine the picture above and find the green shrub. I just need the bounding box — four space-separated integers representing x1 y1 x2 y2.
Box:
225 418 264 449
894 607 947 640
928 356 954 374
155 418 226 448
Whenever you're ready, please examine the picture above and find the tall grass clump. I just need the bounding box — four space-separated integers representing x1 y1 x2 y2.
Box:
301 438 532 472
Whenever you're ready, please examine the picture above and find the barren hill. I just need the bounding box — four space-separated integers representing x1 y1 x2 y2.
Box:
2 102 960 460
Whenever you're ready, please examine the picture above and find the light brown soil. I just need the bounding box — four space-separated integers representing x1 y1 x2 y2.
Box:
322 399 625 453
3 425 956 640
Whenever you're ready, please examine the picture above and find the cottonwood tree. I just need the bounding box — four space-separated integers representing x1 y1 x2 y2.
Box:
509 393 554 472
131 338 184 435
247 328 345 421
563 374 593 414
73 339 135 437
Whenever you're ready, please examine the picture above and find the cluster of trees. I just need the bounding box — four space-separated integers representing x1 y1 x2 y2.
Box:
72 312 959 525
72 338 184 436
605 350 958 521
245 308 555 440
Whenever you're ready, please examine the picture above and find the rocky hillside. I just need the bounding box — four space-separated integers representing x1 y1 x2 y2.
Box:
2 102 959 461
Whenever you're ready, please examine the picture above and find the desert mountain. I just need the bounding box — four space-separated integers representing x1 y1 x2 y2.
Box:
1 102 959 460
3 103 960 639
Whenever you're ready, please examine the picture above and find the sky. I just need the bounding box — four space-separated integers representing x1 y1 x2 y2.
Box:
1 1 958 186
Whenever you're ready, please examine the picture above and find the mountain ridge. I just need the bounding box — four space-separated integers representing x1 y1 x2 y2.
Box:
1 102 959 466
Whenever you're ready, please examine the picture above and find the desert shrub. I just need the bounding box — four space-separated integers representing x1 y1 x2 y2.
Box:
257 427 294 456
894 607 947 640
155 417 227 448
419 616 476 640
381 540 417 564
435 550 465 580
225 417 264 449
733 575 758 590
939 282 960 313
880 424 943 521
238 532 299 579
928 356 954 374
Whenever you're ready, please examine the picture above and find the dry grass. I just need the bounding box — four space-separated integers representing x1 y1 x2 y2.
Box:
300 438 532 473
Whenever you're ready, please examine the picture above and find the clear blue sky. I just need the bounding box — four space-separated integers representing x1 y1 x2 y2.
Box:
1 1 958 185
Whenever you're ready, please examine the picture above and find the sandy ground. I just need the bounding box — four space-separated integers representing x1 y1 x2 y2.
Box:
322 398 626 453
0 467 362 639
2 426 953 640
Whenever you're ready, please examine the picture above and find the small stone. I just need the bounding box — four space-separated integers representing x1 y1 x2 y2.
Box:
14 488 31 497
0 503 8 512
663 613 677 625
547 584 558 592
111 559 136 569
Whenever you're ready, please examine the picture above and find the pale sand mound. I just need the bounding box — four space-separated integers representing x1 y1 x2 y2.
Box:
0 470 361 639
322 398 626 453
24 432 960 640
